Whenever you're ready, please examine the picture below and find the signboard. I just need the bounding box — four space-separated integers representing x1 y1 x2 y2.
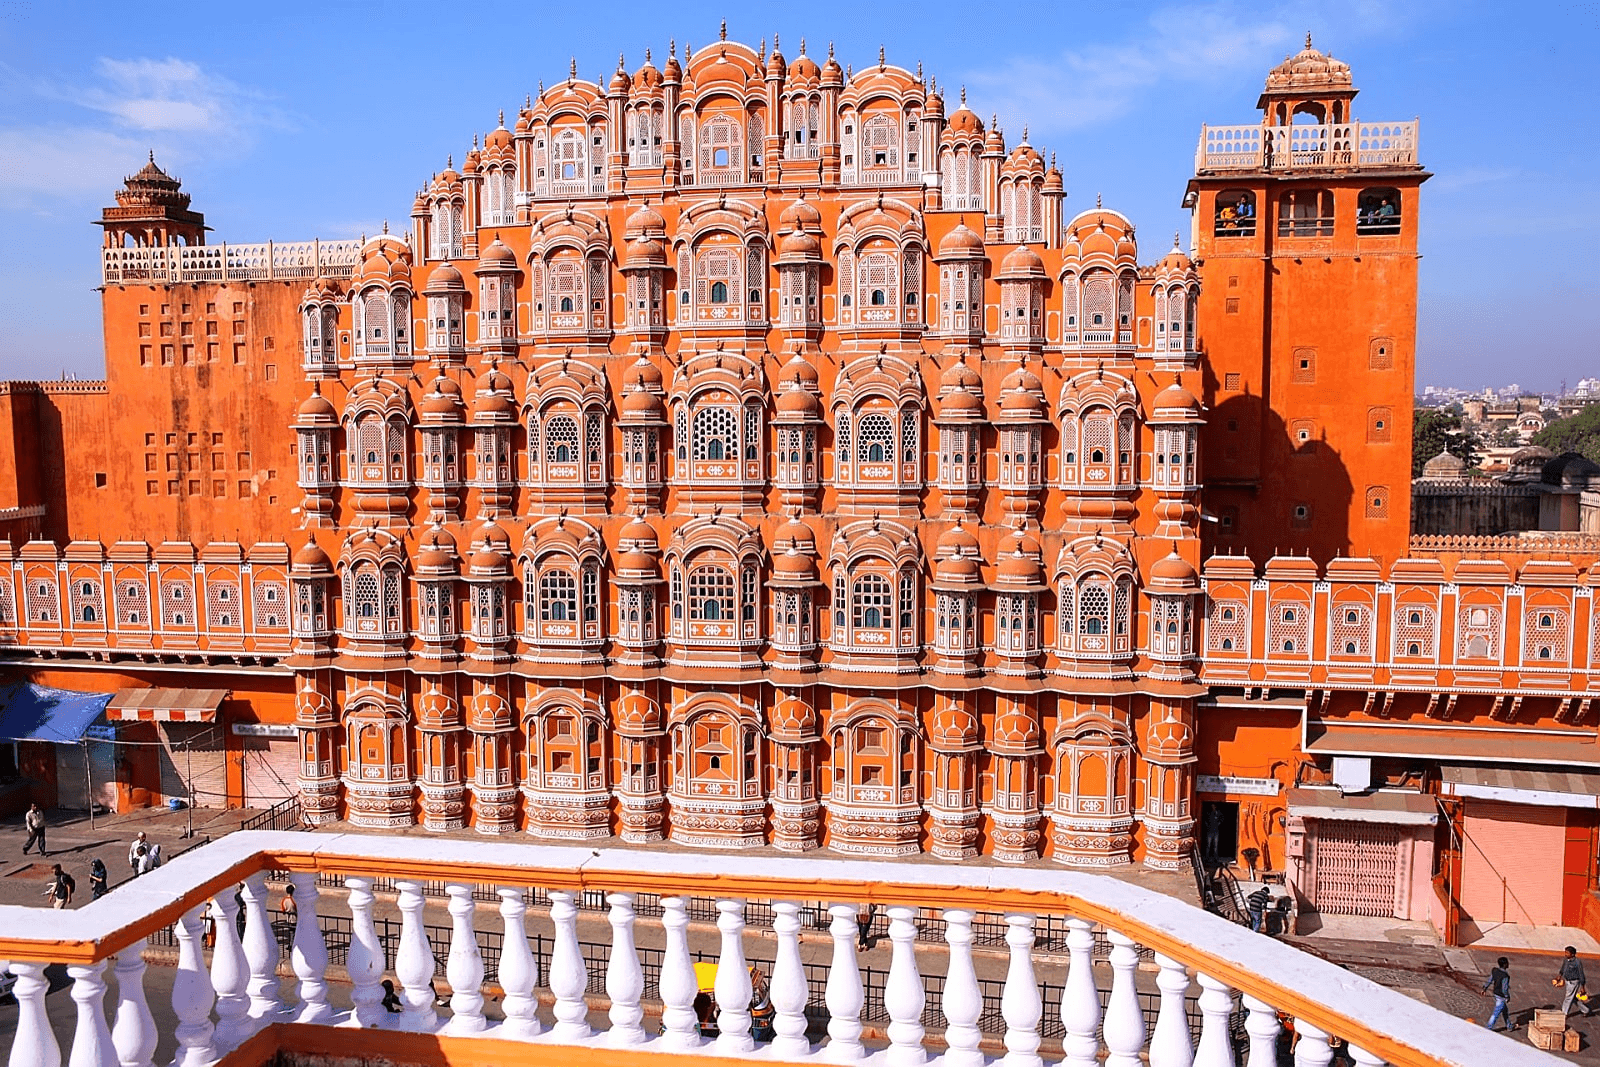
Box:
232 723 296 739
1197 775 1281 796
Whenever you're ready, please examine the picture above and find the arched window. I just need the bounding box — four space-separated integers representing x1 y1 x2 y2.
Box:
1214 189 1257 237
546 415 579 465
541 570 576 621
689 565 735 622
710 281 728 304
691 406 738 463
858 413 893 465
852 573 892 630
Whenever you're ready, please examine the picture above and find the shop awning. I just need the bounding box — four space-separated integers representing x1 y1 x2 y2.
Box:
1287 786 1438 826
1439 764 1600 809
106 688 228 723
0 682 115 743
1304 719 1600 767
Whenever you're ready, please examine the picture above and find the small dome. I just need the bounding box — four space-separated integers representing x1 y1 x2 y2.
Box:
1422 450 1467 479
621 387 665 419
1148 551 1199 590
777 228 822 259
1000 244 1046 277
996 544 1044 585
633 54 663 90
485 124 513 152
1158 239 1193 273
1265 35 1353 94
778 194 823 231
467 523 511 573
297 383 337 420
780 352 820 390
292 538 332 571
477 237 517 270
419 375 466 418
772 540 818 580
1000 385 1045 416
789 48 820 82
423 262 465 293
938 522 981 557
1152 380 1201 413
302 276 342 303
609 63 632 94
938 220 985 256
940 352 982 392
945 91 984 136
415 525 460 572
776 385 820 417
627 353 663 391
940 384 984 415
625 202 666 236
935 554 983 585
626 236 667 267
472 365 517 418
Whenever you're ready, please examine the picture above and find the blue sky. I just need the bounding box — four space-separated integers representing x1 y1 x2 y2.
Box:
1 0 1596 391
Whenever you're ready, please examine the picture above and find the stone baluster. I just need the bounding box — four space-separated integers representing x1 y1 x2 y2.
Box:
1349 1044 1386 1067
393 880 439 1033
111 939 158 1067
885 905 928 1066
66 960 116 1067
239 872 282 1029
1061 918 1102 1067
1292 1020 1334 1067
941 909 984 1067
170 904 218 1067
1193 974 1234 1067
1000 913 1041 1067
1242 995 1281 1067
497 887 542 1039
823 903 865 1062
9 961 59 1067
1102 930 1145 1067
657 896 703 1051
344 876 387 1029
288 873 331 1024
548 890 593 1041
210 893 250 1051
1149 954 1193 1067
714 898 754 1053
444 884 486 1034
769 901 810 1058
605 892 646 1046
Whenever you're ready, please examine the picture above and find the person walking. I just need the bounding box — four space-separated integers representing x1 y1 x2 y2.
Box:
127 832 148 877
88 858 109 900
43 864 75 909
1481 956 1513 1032
1246 884 1272 933
22 803 47 858
1558 946 1593 1017
857 902 878 950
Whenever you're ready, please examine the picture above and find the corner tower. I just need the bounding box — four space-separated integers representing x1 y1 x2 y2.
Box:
1186 36 1426 567
97 153 208 248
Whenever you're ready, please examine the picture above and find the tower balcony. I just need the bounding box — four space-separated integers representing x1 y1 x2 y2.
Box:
100 239 364 285
1195 121 1420 173
0 830 1517 1067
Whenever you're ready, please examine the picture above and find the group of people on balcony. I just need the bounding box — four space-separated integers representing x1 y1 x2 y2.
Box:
1214 194 1256 235
1356 193 1400 234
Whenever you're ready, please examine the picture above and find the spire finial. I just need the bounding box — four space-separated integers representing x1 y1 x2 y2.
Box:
148 149 155 163
1306 30 1314 48
720 18 727 41
382 219 389 234
1096 192 1103 208
773 32 779 51
618 52 626 72
497 108 504 126
799 37 806 55
569 57 577 80
879 45 886 69
447 153 453 168
828 41 835 59
669 38 676 58
960 85 966 105
917 60 923 80
1022 124 1029 142
1173 230 1181 248
645 47 652 62
525 93 531 109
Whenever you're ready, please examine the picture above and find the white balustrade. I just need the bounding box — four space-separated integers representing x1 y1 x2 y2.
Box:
657 895 703 1051
941 909 984 1067
1061 918 1102 1067
769 901 811 1058
999 912 1041 1067
209 893 249 1050
1294 1020 1335 1067
1103 930 1145 1067
393 880 439 1033
547 889 593 1041
605 892 645 1046
1350 1044 1387 1067
343 875 387 1029
1150 953 1194 1067
824 902 866 1062
444 884 486 1034
9 961 58 1067
1193 973 1234 1067
714 897 755 1053
110 939 157 1067
66 960 116 1067
239 872 283 1028
884 905 927 1067
170 903 217 1067
497 886 542 1039
288 873 331 1024
1243 994 1282 1067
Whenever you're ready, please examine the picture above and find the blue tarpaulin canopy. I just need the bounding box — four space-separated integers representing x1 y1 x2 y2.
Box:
0 682 115 743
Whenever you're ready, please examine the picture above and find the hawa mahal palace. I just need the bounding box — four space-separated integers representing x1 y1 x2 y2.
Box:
6 29 1587 939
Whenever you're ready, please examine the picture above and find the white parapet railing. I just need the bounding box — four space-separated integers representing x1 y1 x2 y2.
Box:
101 239 364 286
1195 121 1420 172
0 830 1546 1067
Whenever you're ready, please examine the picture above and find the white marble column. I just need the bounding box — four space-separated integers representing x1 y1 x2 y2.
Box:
66 960 117 1067
940 909 984 1067
714 898 754 1054
884 905 928 1067
547 889 592 1041
8 961 59 1067
209 894 249 1051
1000 913 1041 1067
343 876 387 1029
823 903 865 1062
111 939 157 1067
605 892 645 1046
657 895 703 1051
444 884 486 1034
769 901 811 1058
1102 930 1145 1067
1242 994 1281 1067
238 873 283 1029
393 880 439 1033
1061 918 1102 1067
170 904 217 1067
288 873 331 1024
496 886 541 1039
1293 1020 1334 1067
1150 953 1193 1067
1193 973 1234 1067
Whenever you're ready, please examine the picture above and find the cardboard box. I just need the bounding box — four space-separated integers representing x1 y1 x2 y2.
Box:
1534 1008 1567 1031
1529 1024 1562 1051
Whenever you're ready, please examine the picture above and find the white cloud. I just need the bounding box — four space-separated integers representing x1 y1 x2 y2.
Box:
81 57 243 133
962 5 1297 135
0 126 151 209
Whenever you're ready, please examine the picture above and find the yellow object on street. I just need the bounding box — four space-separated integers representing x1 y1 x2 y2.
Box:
694 962 718 994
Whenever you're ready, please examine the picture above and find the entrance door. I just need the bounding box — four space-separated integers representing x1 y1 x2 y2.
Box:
1199 800 1239 866
1312 820 1400 916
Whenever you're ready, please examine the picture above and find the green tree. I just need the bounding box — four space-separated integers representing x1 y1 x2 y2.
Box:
1533 403 1600 463
1411 408 1481 477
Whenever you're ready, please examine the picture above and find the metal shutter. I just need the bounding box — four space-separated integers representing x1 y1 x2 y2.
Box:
1311 820 1401 916
1461 800 1566 926
158 723 228 808
241 735 300 806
